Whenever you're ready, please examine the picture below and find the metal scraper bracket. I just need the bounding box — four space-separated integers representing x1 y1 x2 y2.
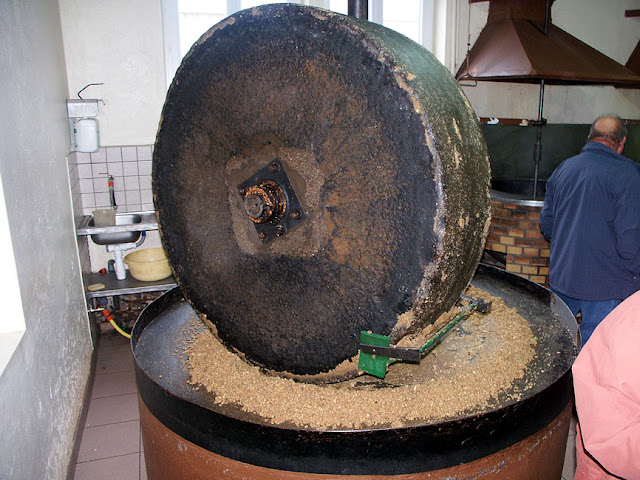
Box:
237 159 306 244
358 298 492 379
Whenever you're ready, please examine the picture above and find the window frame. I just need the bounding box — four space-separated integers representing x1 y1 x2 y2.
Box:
161 0 451 89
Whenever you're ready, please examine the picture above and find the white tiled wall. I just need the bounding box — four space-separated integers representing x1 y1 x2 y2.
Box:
68 146 162 274
76 146 154 214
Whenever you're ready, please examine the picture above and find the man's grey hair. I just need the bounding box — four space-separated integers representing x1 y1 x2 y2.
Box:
587 114 628 145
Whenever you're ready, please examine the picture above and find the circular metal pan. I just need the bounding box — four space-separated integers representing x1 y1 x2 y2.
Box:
153 4 491 377
132 265 578 476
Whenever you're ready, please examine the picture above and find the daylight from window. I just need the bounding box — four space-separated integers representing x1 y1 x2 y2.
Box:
176 0 424 60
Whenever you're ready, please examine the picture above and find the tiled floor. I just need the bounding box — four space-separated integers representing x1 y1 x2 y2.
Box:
74 331 577 480
74 332 146 480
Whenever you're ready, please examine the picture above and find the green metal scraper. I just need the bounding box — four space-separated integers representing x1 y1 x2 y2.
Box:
358 299 491 379
357 331 393 379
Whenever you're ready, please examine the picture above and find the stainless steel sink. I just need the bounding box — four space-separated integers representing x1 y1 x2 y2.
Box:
88 214 143 245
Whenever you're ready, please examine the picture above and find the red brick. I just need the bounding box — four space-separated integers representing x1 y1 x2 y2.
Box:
525 229 544 239
490 224 508 235
517 220 537 230
500 235 515 246
530 257 550 266
506 264 522 274
514 256 531 265
510 210 529 219
487 233 500 244
499 218 518 227
531 238 550 247
510 228 525 238
515 237 535 247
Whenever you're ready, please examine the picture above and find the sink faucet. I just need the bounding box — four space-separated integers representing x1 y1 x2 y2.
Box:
108 175 117 210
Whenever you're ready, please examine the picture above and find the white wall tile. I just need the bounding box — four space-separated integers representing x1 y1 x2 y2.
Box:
93 177 109 193
81 193 96 209
78 163 94 179
125 190 141 205
91 163 108 178
124 176 139 191
137 146 152 161
68 145 156 239
72 182 82 201
76 152 91 164
95 192 110 208
79 179 94 194
72 199 82 220
112 176 125 192
67 151 77 167
138 160 152 176
122 146 138 162
139 175 152 190
68 163 79 186
107 162 123 177
140 190 153 204
115 190 127 207
90 148 106 163
123 162 138 176
106 147 122 163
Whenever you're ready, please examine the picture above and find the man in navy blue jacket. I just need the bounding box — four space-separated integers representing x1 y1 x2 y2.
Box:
540 114 640 344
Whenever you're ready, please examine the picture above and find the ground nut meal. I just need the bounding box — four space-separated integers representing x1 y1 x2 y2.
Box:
186 286 538 431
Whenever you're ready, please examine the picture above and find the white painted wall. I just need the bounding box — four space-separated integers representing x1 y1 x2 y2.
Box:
59 0 166 146
0 0 93 478
58 0 639 150
453 0 640 122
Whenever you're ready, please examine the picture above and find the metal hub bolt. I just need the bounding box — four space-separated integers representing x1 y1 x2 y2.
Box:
244 193 266 219
241 181 286 224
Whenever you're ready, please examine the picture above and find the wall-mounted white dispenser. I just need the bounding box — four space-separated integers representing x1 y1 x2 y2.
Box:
67 83 103 153
74 117 99 152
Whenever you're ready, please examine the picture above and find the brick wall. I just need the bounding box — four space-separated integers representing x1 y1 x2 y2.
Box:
485 199 551 286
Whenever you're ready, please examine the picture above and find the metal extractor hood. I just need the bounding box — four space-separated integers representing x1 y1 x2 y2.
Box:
455 0 640 86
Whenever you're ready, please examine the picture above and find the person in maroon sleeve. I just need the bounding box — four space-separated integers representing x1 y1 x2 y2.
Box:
540 114 640 344
572 290 640 479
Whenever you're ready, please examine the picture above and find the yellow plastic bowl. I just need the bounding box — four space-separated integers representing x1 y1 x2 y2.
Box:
124 248 172 282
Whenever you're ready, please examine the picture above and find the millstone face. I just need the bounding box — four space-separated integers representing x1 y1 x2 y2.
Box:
153 4 491 379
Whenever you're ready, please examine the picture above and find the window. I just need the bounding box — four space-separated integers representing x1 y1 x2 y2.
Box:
0 173 26 377
162 0 445 88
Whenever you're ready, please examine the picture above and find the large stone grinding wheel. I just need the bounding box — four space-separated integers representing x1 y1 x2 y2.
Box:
153 4 491 380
